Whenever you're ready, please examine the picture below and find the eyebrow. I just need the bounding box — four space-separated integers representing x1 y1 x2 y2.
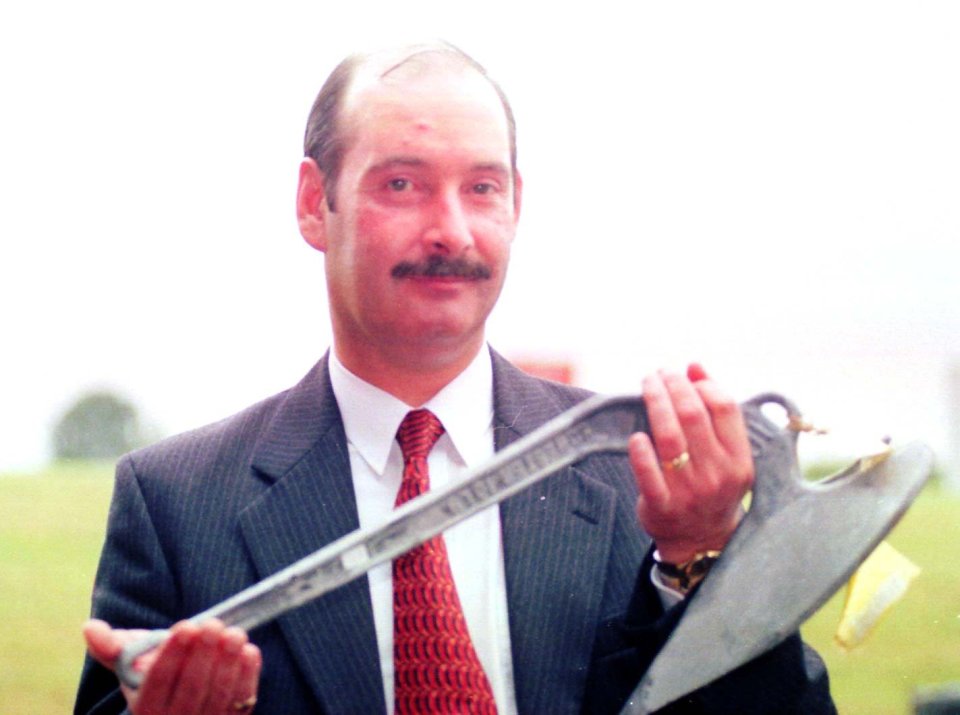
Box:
367 157 510 176
368 157 425 172
471 162 511 177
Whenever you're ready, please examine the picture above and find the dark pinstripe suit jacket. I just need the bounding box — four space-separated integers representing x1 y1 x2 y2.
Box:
76 351 834 714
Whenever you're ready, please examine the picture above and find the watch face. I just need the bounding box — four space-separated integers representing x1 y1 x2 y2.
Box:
688 554 720 577
656 550 722 591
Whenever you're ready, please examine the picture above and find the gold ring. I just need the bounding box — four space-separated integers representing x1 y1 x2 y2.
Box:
662 451 690 472
230 695 257 712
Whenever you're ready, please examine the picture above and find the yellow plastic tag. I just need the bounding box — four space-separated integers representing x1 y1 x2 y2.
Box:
834 541 920 650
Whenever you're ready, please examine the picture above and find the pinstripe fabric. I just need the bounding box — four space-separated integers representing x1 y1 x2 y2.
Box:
78 360 386 714
77 349 832 715
76 352 649 715
489 353 648 713
239 426 384 713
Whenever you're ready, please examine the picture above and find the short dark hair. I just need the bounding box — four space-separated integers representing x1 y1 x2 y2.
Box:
302 42 517 211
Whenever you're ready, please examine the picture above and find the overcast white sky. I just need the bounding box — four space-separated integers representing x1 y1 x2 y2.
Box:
2 1 958 472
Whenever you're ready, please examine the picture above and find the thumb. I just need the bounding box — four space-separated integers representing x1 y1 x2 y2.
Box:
83 619 122 670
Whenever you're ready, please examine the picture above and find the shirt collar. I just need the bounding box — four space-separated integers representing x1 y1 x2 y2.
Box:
329 346 494 476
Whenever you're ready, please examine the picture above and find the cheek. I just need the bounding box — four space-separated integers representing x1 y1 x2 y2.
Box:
354 206 423 263
474 214 516 268
353 205 385 239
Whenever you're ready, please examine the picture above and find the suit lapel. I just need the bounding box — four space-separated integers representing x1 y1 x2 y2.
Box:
241 356 386 714
234 350 622 713
491 352 621 713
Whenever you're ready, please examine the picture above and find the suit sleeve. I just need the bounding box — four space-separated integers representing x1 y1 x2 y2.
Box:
582 550 837 715
74 456 180 715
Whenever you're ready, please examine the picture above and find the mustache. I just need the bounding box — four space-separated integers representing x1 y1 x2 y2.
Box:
391 255 492 281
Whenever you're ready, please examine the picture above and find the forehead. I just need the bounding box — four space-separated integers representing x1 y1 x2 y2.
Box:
339 61 512 167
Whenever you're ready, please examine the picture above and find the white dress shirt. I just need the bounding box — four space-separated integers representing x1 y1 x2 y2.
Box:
329 347 518 715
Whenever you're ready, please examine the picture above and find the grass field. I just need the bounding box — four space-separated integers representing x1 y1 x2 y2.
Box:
0 463 114 715
802 481 960 714
1 463 958 714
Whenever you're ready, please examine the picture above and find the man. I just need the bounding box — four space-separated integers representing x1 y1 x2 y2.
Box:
77 43 835 714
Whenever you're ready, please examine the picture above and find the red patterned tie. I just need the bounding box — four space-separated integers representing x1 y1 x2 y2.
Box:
393 409 498 714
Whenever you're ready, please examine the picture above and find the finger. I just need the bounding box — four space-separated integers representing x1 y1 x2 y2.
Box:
642 372 689 465
135 620 200 715
687 362 709 382
629 431 670 514
692 378 751 460
233 643 263 711
165 620 226 715
199 627 248 712
659 370 721 466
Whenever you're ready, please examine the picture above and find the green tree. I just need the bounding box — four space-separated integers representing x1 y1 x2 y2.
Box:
52 390 146 460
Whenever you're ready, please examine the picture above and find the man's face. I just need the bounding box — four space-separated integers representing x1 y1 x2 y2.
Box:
308 66 521 369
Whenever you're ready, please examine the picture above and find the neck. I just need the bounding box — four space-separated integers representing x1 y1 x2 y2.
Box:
334 336 484 407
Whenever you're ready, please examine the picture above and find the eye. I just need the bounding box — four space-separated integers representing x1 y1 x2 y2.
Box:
387 178 412 192
471 182 497 195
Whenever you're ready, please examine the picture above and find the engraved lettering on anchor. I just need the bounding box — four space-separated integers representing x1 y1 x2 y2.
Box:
438 422 602 519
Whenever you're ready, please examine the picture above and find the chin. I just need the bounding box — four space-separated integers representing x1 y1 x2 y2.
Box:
409 319 483 348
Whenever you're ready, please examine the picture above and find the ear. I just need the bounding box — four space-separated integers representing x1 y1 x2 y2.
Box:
512 169 523 223
297 158 329 252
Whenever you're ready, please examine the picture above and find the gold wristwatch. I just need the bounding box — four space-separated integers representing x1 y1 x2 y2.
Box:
654 549 722 593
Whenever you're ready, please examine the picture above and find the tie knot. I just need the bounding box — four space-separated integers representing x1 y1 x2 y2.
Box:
396 409 445 462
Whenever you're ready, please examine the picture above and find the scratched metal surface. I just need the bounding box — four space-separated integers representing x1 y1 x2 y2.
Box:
621 394 934 714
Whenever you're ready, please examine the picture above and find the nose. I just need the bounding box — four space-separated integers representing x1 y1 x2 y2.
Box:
421 188 474 254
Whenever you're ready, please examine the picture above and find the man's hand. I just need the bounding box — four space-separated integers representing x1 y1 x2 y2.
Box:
83 618 262 715
629 364 754 564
